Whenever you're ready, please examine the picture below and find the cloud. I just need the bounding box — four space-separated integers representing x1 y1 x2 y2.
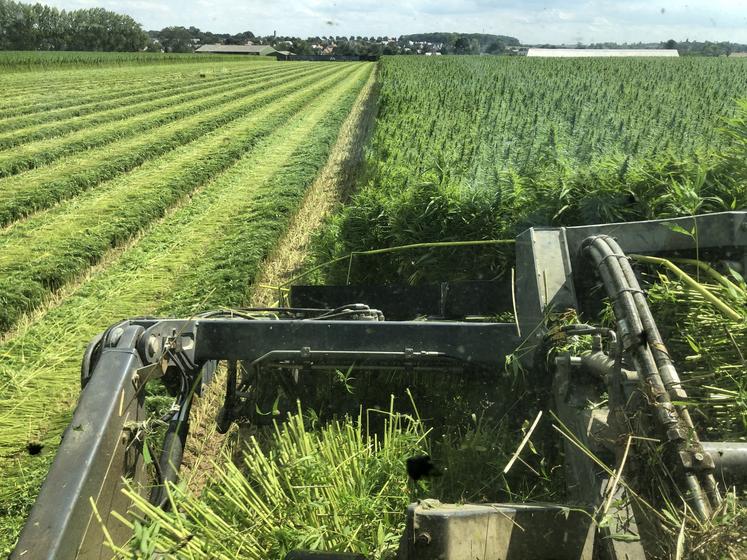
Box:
40 0 747 43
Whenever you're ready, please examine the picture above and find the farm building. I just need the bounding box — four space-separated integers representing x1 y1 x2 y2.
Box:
195 44 277 56
527 48 679 57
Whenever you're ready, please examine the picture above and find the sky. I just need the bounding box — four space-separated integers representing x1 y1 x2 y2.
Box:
42 0 747 44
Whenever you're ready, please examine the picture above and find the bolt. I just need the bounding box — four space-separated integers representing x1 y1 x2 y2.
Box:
694 452 705 462
416 532 431 545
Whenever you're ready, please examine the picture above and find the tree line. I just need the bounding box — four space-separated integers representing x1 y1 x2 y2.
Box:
0 0 146 51
1 0 744 57
539 39 747 57
150 28 522 56
148 26 256 53
667 39 747 57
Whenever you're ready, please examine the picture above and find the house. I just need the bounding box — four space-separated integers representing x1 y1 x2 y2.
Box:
195 44 278 56
526 48 679 57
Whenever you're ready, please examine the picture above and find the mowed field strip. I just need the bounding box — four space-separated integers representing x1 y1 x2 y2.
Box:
0 65 281 148
0 58 275 116
0 65 306 175
0 59 373 550
0 63 347 330
0 64 265 130
0 63 327 221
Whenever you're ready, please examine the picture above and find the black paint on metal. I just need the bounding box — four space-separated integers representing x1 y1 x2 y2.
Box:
12 326 147 560
192 319 518 367
290 281 513 320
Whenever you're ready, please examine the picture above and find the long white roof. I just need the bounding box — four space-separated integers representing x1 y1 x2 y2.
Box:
195 44 276 54
527 48 679 57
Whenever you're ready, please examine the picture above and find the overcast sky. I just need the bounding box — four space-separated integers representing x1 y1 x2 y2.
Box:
42 1 747 44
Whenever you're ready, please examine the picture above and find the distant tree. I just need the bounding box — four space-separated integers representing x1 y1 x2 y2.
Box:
449 36 480 55
383 43 398 55
335 39 355 55
702 41 720 56
144 37 162 52
0 1 38 50
158 26 193 52
664 39 677 50
0 0 146 51
226 30 254 45
486 39 505 54
0 2 10 49
453 36 470 54
364 42 383 57
293 39 313 55
65 8 146 51
31 3 60 50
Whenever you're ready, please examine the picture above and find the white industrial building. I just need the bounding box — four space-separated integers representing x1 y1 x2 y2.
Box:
526 48 679 57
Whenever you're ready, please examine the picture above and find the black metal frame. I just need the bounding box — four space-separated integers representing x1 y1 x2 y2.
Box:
12 325 147 560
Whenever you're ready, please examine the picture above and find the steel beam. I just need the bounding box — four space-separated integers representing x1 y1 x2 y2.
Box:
191 319 518 369
12 326 147 560
402 501 594 560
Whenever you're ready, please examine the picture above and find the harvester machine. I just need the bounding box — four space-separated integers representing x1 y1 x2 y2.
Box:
12 211 747 559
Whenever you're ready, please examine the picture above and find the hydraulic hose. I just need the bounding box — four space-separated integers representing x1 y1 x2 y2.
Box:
604 236 723 509
582 234 720 520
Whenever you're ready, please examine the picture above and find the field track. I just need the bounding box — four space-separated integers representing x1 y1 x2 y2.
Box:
0 58 373 551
